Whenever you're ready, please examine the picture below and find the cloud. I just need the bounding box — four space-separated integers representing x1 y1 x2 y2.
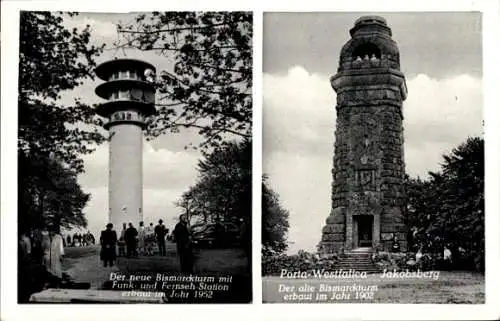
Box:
263 67 482 253
62 15 119 45
82 186 184 238
78 139 199 236
80 140 199 189
404 74 483 177
263 66 335 156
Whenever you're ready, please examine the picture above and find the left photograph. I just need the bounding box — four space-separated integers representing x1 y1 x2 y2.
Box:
18 11 252 303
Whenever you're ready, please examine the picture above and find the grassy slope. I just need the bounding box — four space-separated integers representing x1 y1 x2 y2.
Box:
262 271 485 303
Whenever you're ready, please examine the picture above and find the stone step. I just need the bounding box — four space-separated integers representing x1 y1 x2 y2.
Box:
340 256 371 260
334 269 380 273
337 259 373 262
336 268 380 272
335 252 380 273
341 259 372 262
336 266 378 268
342 255 372 258
341 256 371 258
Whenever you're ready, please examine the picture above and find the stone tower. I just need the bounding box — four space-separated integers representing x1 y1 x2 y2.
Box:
95 59 156 227
320 16 408 253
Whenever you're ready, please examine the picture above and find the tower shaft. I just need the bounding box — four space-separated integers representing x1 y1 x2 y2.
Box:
109 123 143 227
320 16 408 253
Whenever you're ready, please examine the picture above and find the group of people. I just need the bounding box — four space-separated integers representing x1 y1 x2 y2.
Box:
99 214 194 273
114 220 170 258
64 232 95 248
18 226 66 302
405 226 460 270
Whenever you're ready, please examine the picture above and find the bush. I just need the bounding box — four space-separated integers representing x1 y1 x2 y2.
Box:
262 250 340 276
372 251 433 272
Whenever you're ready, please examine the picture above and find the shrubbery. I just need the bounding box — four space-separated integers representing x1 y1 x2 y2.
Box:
372 251 423 271
372 251 460 272
262 250 340 276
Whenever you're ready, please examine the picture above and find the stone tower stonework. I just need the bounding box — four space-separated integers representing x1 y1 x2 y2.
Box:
320 16 408 253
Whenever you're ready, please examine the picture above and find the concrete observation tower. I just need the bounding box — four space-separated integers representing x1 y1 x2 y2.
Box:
95 59 156 228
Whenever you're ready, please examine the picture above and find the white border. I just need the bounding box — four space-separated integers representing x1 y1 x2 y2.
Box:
1 0 499 321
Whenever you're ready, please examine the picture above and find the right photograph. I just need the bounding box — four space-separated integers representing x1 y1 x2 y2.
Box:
262 12 484 303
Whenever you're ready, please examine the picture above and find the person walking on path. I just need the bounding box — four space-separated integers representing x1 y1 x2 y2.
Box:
100 223 118 267
173 214 193 273
124 223 138 258
155 219 167 256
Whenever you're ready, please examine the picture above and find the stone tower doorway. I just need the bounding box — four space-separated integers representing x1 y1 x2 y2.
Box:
353 215 373 248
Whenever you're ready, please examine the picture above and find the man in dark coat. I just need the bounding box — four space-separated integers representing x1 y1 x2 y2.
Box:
155 219 167 256
173 214 193 273
124 223 138 258
72 233 78 247
100 223 118 267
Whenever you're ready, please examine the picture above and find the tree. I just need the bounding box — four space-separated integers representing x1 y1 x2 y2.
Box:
19 11 106 173
18 153 90 233
405 137 484 270
18 11 104 231
176 139 252 224
115 11 252 149
262 175 290 256
405 176 436 231
432 137 484 268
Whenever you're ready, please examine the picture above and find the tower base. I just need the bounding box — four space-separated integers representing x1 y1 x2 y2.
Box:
320 207 408 254
319 208 346 254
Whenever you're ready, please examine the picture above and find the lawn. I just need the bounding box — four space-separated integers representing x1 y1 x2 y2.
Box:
262 271 484 304
114 246 248 275
61 243 251 303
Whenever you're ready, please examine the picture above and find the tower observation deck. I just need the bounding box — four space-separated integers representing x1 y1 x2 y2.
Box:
95 58 156 228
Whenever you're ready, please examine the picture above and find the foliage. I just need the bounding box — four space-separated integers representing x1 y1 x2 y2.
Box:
262 251 340 276
405 137 484 271
19 11 105 172
262 176 290 256
371 252 431 272
18 11 104 231
176 139 251 225
116 11 252 149
18 153 90 233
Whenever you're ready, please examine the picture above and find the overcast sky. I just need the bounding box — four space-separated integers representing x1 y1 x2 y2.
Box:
56 13 208 236
30 12 484 253
263 12 483 253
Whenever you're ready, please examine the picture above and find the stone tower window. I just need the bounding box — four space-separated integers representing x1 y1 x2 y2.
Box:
352 43 381 61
